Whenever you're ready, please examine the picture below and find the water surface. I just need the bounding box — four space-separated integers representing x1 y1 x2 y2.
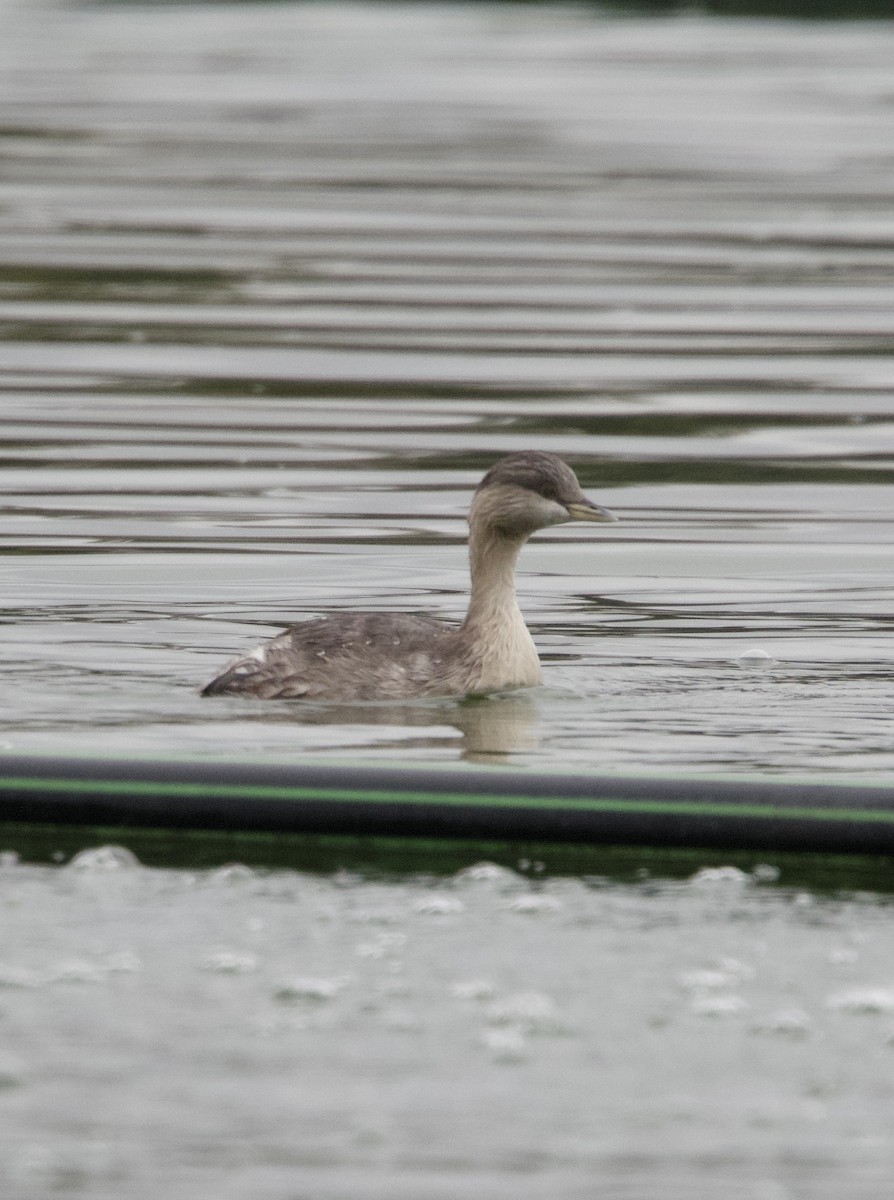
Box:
2 3 894 1196
2 2 894 772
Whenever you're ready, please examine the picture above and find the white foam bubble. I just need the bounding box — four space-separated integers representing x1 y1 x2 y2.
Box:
450 979 496 1001
484 991 567 1034
274 976 347 1003
736 647 777 670
502 893 563 915
479 1026 528 1063
207 863 258 886
826 987 894 1014
67 845 140 871
689 865 751 887
452 862 522 889
753 1008 812 1038
412 895 465 916
355 932 406 959
691 993 749 1017
200 950 258 974
679 958 754 991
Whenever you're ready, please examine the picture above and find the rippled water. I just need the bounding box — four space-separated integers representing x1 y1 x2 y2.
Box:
2 0 894 773
2 2 894 1195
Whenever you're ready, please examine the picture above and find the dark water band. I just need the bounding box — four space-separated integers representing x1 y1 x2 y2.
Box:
2 754 894 857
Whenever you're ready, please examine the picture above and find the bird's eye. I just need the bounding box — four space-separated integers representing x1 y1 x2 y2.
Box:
537 482 558 502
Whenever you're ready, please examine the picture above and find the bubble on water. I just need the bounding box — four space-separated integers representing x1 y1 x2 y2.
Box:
479 1026 528 1063
453 862 522 889
751 863 780 883
67 845 140 871
207 863 257 886
679 958 754 991
736 647 776 670
517 858 547 875
274 976 347 1003
752 1008 812 1038
691 993 749 1017
355 932 406 959
349 905 405 926
721 956 754 977
826 987 894 1015
679 969 737 991
689 865 751 887
484 991 567 1035
332 868 364 889
412 895 464 916
502 893 563 915
485 991 554 1024
450 979 496 1002
0 955 111 984
200 950 258 974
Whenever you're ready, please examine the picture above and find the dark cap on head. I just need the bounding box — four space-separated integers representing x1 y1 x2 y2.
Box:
476 451 587 506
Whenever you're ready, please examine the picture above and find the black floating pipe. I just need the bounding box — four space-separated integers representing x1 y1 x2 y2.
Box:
1 754 894 857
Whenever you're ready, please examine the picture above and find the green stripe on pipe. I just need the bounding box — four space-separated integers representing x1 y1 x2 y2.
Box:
4 772 894 826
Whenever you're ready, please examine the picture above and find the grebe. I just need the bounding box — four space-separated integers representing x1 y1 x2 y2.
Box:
200 451 615 701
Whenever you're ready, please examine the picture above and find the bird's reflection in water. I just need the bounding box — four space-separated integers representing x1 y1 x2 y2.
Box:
267 691 541 762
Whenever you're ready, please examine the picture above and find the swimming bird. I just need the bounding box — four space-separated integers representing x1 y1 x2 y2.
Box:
200 451 615 701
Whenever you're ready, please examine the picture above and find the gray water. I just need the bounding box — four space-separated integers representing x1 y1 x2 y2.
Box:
3 0 894 773
2 2 894 1196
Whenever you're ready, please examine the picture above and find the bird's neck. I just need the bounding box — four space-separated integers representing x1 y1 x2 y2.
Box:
465 525 524 624
461 523 541 690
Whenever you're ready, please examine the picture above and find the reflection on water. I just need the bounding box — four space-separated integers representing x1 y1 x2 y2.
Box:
238 692 543 762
